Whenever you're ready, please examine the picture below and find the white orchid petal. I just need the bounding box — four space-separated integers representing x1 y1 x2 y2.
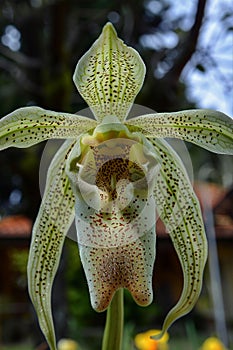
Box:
79 228 155 312
126 109 233 154
66 126 158 311
73 22 146 122
27 140 76 350
151 137 208 337
0 106 97 150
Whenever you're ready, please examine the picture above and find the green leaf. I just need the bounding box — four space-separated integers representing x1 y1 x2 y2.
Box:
150 138 208 338
125 109 233 154
27 139 76 350
73 22 146 122
0 106 97 150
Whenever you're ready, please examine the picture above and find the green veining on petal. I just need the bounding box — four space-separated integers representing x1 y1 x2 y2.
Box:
27 139 76 350
0 106 97 150
150 137 208 338
126 109 233 154
73 22 146 122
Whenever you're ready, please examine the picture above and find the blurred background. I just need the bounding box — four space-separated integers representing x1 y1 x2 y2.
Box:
0 0 232 349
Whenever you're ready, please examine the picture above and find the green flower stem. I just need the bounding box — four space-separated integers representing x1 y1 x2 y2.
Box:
102 288 124 350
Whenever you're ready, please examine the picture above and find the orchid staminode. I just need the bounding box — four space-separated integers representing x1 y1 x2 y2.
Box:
0 23 233 350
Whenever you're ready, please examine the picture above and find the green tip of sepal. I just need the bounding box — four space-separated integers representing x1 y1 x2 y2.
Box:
102 21 118 37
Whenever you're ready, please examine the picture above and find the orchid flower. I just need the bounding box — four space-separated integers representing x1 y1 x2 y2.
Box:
0 22 232 350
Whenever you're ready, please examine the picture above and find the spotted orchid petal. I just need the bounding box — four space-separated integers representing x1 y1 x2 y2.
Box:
66 118 158 311
73 23 146 122
27 139 76 350
150 137 208 338
126 109 233 154
0 106 97 150
78 233 156 312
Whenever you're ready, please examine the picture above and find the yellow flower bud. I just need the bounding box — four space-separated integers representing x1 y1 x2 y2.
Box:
135 329 169 350
200 337 227 350
57 338 78 350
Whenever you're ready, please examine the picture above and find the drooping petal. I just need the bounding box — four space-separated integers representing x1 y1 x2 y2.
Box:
78 230 156 312
125 109 233 154
73 22 146 122
27 139 76 350
72 172 156 311
66 125 158 311
0 106 97 150
150 137 208 338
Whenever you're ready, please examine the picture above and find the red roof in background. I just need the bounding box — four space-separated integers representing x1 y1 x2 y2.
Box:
194 182 233 239
194 182 227 209
157 182 233 239
0 215 32 238
0 182 232 239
